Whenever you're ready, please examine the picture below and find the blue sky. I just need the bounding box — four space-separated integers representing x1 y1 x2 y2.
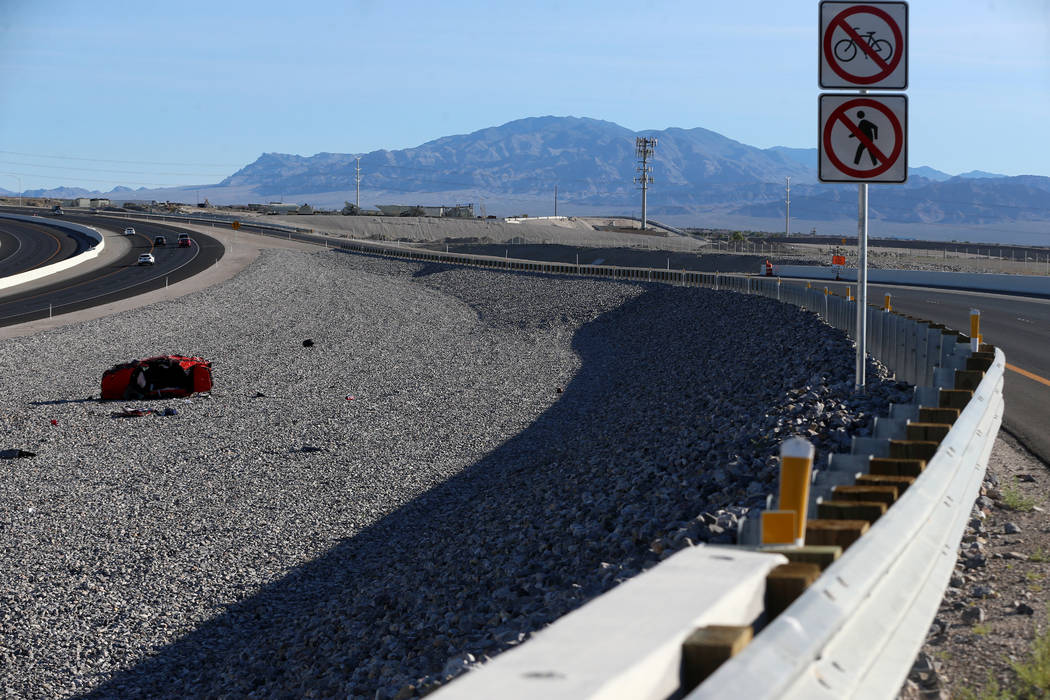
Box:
1 0 1048 192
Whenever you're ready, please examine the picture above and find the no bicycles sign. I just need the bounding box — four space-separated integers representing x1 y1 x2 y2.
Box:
820 2 908 89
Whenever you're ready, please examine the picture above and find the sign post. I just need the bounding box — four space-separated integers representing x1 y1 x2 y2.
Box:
818 1 908 392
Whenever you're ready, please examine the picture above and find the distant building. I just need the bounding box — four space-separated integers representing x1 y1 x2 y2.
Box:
376 203 475 218
265 202 301 215
73 197 92 207
90 198 111 208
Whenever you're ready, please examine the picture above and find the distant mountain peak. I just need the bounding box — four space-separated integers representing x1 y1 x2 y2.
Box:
955 169 1008 179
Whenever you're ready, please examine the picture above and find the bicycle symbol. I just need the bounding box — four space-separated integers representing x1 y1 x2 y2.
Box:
834 28 894 63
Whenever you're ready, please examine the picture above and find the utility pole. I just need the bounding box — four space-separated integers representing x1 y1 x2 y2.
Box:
355 157 361 209
785 176 791 237
554 184 558 217
634 137 656 230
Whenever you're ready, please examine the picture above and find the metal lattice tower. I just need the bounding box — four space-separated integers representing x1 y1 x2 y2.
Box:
634 137 656 230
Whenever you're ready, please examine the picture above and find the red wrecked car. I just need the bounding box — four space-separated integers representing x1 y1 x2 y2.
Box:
101 355 212 400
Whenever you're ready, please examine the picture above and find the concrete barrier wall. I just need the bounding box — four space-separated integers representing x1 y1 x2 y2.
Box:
775 264 1050 297
0 214 105 292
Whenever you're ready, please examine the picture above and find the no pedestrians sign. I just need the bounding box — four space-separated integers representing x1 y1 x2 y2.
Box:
819 93 907 183
820 2 908 89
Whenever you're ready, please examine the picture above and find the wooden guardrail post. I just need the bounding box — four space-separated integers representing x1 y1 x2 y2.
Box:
681 625 754 691
765 562 822 618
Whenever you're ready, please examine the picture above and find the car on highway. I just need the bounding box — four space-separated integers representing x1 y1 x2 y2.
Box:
137 253 155 265
123 227 136 236
177 233 191 248
153 235 167 246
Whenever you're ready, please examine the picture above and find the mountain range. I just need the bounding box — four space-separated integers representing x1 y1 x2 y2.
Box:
7 116 1049 240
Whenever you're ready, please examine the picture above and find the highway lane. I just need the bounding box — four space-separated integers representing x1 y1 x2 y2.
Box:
0 217 85 275
0 215 224 327
0 226 18 265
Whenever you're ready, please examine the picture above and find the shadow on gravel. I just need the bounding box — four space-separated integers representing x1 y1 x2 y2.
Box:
410 261 457 279
79 283 822 699
30 397 97 406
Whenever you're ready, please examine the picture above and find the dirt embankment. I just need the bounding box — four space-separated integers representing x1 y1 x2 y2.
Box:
240 213 706 251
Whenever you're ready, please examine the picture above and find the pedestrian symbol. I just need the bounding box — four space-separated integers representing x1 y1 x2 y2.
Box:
819 94 907 183
849 110 879 166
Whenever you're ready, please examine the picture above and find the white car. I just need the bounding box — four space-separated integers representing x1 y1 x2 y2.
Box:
123 227 136 236
137 253 155 265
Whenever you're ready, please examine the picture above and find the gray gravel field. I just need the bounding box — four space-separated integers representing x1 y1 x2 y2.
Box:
0 249 908 698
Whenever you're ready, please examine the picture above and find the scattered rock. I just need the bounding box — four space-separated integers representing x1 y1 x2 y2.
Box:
963 554 987 570
971 584 996 599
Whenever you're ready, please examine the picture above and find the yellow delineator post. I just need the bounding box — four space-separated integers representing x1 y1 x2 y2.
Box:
847 286 853 301
970 308 982 351
762 437 816 546
884 293 892 311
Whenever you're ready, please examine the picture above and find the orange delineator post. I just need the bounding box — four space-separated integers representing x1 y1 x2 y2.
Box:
970 308 981 351
761 511 796 545
762 437 815 546
884 293 892 311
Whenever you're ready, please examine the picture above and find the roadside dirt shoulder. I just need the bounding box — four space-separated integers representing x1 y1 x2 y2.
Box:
901 432 1050 698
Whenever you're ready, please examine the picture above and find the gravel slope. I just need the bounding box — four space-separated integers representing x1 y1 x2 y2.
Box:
0 249 905 698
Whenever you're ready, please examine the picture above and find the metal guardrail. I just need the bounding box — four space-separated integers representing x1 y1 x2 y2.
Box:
693 350 1004 699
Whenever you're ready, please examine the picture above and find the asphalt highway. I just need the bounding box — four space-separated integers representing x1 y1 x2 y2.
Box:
0 216 86 274
0 215 224 327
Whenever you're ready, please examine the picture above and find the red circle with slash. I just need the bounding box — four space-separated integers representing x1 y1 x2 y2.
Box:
823 4 903 85
823 97 903 179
